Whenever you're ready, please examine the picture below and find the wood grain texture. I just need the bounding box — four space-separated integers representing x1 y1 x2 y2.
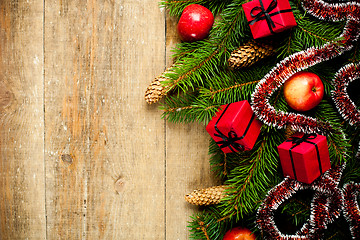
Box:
0 0 46 239
44 0 166 239
0 1 218 239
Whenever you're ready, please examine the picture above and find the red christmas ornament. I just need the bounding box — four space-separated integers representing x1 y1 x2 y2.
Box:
177 4 214 42
283 71 324 112
223 227 256 240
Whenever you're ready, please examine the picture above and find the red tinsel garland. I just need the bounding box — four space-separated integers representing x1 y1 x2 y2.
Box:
332 63 360 127
256 164 345 240
343 182 360 239
251 0 360 135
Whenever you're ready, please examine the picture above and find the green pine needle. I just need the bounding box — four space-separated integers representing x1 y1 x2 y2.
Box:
219 127 284 219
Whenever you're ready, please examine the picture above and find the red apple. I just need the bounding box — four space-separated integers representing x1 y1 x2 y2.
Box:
177 4 214 42
223 227 256 240
283 71 324 112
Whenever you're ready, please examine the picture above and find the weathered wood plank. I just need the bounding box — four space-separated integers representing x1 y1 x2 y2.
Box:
166 122 220 238
0 0 46 239
44 0 166 239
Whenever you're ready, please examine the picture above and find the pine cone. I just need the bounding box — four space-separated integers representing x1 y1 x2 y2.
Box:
228 40 276 69
144 76 167 104
185 185 227 206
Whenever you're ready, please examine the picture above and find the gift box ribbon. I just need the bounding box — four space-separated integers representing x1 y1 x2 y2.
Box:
249 0 293 34
287 133 323 181
214 103 256 153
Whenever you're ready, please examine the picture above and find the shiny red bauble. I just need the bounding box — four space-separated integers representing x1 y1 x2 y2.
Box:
177 4 214 42
283 71 324 112
223 227 256 240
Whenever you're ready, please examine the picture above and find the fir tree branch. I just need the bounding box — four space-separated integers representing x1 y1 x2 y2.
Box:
164 105 194 112
162 0 251 99
326 232 339 240
209 139 255 180
164 50 219 93
208 80 260 99
315 100 350 165
297 25 334 43
277 190 312 228
220 128 284 219
164 104 218 113
196 217 211 240
188 206 232 240
277 4 345 58
161 93 220 124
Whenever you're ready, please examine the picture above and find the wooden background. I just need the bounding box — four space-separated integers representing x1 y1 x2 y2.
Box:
0 0 219 239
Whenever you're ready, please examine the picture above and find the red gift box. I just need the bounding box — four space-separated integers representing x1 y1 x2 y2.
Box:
242 0 297 39
277 133 331 184
206 100 262 153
